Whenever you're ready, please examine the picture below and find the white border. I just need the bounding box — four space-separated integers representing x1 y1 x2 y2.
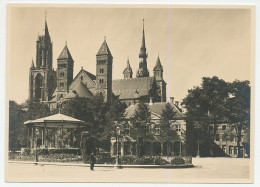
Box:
1 0 259 187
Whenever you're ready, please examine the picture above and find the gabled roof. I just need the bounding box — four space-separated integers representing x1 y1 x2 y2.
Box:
96 39 112 57
57 44 74 61
82 69 96 81
112 77 153 100
124 102 185 120
67 81 93 99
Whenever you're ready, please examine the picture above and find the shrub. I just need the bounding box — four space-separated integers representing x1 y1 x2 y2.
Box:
21 148 31 156
171 157 185 165
132 156 169 165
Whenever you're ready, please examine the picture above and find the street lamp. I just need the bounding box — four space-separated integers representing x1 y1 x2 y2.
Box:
115 126 123 169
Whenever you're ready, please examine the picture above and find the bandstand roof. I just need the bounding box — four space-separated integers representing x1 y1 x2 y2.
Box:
24 113 88 128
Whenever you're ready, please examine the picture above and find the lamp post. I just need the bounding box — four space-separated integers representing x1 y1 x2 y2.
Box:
196 138 200 158
115 126 123 169
35 128 39 163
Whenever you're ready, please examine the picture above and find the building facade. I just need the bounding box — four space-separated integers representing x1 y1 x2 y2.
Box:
29 18 167 108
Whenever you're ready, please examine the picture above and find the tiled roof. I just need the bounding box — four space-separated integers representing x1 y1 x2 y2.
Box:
153 55 163 71
57 45 73 60
67 81 93 99
124 102 185 119
82 69 96 81
112 77 153 99
96 39 112 57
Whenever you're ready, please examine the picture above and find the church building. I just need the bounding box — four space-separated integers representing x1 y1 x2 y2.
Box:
29 18 167 108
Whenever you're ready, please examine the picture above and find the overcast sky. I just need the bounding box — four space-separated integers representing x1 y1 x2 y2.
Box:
7 5 252 104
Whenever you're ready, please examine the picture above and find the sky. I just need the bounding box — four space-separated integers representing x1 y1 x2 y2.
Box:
6 5 252 104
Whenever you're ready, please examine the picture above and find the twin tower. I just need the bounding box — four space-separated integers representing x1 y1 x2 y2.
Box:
29 18 165 104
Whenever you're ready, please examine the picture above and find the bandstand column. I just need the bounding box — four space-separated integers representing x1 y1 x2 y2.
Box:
160 142 163 156
121 142 124 156
110 140 114 157
150 142 153 156
44 121 47 148
61 120 64 148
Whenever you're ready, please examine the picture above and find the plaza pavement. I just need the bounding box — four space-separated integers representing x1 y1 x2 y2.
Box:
5 157 252 183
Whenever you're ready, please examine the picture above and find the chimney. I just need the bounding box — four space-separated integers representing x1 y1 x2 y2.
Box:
170 97 174 104
149 97 153 105
175 101 179 107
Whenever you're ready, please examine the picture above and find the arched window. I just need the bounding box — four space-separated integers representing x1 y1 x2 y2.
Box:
99 79 104 84
60 72 64 77
80 76 83 81
155 125 160 135
60 82 64 87
100 68 104 73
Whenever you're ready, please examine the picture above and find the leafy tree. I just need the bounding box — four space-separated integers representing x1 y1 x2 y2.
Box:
130 102 152 156
182 76 250 157
25 99 51 120
182 76 229 156
225 80 250 157
160 103 179 155
9 100 27 150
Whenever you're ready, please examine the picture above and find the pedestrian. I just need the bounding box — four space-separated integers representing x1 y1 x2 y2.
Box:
90 152 96 171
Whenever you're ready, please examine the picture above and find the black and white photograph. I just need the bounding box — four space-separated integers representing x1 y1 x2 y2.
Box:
4 3 255 184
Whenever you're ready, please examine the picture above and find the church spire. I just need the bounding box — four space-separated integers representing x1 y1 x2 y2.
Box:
153 54 163 79
123 57 133 79
31 58 35 69
139 18 147 58
136 19 149 78
44 11 50 42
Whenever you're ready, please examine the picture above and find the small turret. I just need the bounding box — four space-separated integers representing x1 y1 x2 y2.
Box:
123 57 133 79
153 54 163 79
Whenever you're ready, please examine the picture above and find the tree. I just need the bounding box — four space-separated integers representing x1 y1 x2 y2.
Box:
160 103 179 156
130 102 152 157
182 76 229 156
25 99 51 120
225 80 250 158
9 100 27 150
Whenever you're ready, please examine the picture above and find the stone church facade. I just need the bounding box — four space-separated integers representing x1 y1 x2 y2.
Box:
29 18 167 107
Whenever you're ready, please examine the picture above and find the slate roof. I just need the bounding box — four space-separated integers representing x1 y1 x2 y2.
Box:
112 77 153 100
96 39 112 57
57 44 73 60
66 81 93 99
153 55 163 71
82 69 96 81
124 102 185 120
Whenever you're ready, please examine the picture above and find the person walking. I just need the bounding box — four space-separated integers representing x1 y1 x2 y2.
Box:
90 152 96 171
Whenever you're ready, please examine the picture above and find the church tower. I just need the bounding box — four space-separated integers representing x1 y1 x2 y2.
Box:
136 19 149 78
153 55 166 102
56 42 74 100
123 58 133 79
29 15 56 102
96 37 113 102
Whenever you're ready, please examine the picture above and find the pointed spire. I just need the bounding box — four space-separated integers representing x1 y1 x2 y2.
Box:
44 11 50 42
126 57 132 69
153 54 163 71
123 57 133 79
31 58 35 69
139 18 147 58
58 43 73 61
96 37 112 57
